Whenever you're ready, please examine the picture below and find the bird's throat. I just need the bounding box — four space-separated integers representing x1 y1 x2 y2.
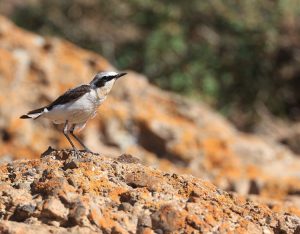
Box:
96 79 115 97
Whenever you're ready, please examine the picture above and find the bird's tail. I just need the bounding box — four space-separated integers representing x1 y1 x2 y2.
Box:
20 107 46 119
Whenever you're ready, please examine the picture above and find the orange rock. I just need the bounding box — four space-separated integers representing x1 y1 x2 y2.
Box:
0 149 299 233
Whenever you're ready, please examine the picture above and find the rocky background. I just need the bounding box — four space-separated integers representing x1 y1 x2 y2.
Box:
2 0 300 132
1 16 300 232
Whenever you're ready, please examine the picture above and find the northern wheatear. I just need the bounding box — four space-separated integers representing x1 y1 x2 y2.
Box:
20 71 127 152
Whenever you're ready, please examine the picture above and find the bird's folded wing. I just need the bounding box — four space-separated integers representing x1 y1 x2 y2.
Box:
48 84 91 110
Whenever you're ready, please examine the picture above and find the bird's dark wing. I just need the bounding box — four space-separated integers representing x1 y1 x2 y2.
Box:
47 84 91 110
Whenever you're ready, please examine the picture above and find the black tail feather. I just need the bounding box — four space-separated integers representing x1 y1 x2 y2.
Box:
20 115 31 119
27 107 46 115
20 107 46 119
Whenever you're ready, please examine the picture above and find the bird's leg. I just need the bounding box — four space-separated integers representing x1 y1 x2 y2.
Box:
70 125 92 153
63 121 78 153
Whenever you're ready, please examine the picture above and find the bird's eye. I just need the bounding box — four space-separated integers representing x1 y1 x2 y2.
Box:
104 75 115 82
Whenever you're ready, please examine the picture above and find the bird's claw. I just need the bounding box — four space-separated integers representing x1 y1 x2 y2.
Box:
70 148 81 159
83 148 98 155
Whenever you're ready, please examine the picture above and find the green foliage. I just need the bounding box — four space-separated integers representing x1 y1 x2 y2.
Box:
5 0 300 129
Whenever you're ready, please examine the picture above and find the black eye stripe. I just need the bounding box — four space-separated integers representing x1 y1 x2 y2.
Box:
104 76 116 82
90 74 118 88
95 79 105 87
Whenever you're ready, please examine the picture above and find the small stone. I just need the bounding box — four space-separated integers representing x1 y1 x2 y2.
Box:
117 154 140 164
11 204 36 222
119 191 138 205
17 182 32 190
138 214 152 228
40 146 55 158
24 216 40 224
118 202 133 212
64 159 79 170
89 204 103 228
151 204 186 232
69 201 90 226
41 197 68 222
137 227 155 234
59 191 78 205
154 229 163 234
23 171 35 177
48 220 60 227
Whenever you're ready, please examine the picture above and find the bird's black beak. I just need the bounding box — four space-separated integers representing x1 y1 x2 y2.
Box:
115 72 127 79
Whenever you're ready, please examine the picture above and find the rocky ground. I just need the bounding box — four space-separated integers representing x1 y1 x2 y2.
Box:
0 149 300 233
1 15 300 232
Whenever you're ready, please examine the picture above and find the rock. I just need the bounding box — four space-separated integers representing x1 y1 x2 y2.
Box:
0 220 98 234
41 197 68 223
11 204 36 222
151 204 187 232
68 200 90 227
118 202 133 212
0 149 299 233
117 154 140 164
63 158 80 170
138 214 152 228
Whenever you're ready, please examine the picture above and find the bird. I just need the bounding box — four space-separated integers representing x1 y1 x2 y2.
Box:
20 71 127 153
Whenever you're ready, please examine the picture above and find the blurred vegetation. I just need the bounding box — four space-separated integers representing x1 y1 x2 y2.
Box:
1 0 300 130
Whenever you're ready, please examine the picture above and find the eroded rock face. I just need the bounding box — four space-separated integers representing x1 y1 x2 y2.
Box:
1 15 300 206
0 149 299 233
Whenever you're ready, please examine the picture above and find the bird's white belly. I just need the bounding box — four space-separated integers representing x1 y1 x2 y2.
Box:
44 93 102 124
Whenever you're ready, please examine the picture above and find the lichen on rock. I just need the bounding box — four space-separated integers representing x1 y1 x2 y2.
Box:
0 149 299 233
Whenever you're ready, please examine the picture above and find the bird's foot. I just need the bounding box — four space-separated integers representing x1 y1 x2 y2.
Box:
70 148 81 159
82 148 99 155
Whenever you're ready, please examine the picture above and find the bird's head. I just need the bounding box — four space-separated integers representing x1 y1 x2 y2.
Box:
90 71 127 94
